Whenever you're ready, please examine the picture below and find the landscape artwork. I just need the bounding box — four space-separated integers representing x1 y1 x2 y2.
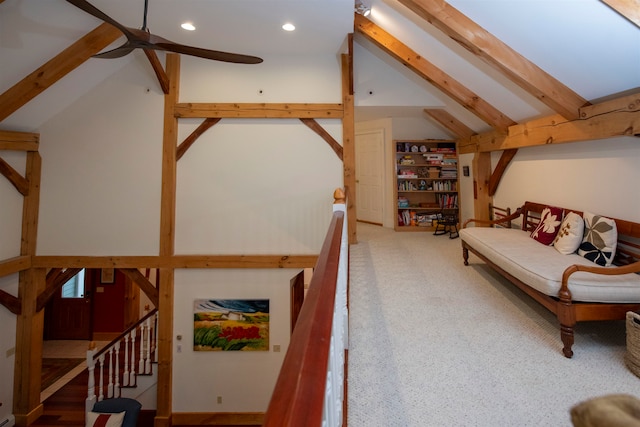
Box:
193 299 270 351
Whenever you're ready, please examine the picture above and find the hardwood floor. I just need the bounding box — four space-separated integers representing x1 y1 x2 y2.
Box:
33 368 156 427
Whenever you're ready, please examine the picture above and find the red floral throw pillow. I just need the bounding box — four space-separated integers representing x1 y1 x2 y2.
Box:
530 206 563 245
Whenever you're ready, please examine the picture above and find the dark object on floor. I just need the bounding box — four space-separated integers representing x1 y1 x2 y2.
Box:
434 211 459 239
571 394 640 427
93 398 142 427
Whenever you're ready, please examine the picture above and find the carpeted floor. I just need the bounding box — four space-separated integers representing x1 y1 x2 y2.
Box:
41 358 85 391
347 223 640 427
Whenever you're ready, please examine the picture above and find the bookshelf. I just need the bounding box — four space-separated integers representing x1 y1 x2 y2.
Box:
394 139 459 231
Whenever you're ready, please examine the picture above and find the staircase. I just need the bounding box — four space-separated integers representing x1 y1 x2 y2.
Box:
85 310 159 412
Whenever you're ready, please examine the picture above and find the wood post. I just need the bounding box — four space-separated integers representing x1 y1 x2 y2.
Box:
154 53 179 427
13 152 43 427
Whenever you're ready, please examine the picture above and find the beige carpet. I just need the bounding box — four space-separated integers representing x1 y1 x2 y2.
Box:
347 223 640 426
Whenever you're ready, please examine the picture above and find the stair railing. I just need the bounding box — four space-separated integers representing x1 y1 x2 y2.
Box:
86 308 159 412
263 189 349 427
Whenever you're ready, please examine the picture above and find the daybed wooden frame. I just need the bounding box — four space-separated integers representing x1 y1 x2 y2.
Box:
462 201 640 358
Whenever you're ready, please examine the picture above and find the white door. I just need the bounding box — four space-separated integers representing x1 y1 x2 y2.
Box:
355 129 384 225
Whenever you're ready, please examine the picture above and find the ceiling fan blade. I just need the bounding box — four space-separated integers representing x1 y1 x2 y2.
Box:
93 45 136 59
66 0 263 64
154 42 263 64
66 0 133 38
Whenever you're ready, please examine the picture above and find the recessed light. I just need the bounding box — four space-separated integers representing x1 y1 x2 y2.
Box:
282 23 295 31
181 22 196 31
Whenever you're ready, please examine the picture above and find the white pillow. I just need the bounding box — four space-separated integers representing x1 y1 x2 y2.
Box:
86 411 125 427
577 212 617 266
553 211 584 254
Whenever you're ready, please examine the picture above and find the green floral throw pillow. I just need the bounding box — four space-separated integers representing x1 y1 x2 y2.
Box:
578 212 617 266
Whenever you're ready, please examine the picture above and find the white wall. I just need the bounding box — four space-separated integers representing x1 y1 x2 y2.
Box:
491 137 640 222
0 151 24 421
28 52 344 413
172 268 297 413
0 274 17 423
457 137 640 225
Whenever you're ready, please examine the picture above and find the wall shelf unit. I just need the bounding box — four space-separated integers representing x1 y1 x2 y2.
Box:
394 139 459 231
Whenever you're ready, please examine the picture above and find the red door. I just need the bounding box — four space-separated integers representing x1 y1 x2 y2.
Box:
46 269 92 340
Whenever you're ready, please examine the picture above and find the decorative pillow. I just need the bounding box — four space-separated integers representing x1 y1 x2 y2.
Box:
578 212 617 266
553 211 584 254
530 206 563 245
86 411 125 427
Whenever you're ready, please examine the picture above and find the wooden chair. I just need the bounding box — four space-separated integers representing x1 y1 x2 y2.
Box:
434 209 459 239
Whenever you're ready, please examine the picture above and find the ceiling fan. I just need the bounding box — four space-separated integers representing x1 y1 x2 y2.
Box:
66 0 263 64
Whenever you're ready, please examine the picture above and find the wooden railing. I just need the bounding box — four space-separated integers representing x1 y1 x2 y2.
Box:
263 189 349 427
85 308 159 412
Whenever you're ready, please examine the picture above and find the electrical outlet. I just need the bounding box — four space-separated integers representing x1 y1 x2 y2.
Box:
217 396 222 404
273 344 281 352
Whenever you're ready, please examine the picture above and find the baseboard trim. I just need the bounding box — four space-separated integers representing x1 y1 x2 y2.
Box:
172 412 264 425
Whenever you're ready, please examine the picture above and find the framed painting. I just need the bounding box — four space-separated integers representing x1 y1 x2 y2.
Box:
100 268 115 284
193 299 270 351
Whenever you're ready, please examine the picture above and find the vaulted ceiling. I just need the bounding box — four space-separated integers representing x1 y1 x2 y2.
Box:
1 0 639 146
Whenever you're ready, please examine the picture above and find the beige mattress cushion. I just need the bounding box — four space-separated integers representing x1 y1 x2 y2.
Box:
460 227 640 303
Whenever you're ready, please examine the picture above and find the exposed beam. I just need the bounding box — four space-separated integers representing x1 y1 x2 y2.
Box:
342 52 357 244
0 130 39 151
488 149 518 196
423 108 475 139
174 103 344 119
601 0 640 27
0 155 29 196
0 23 122 123
459 93 640 154
355 14 515 132
156 52 179 427
0 289 20 315
31 255 318 269
397 0 589 120
119 268 159 307
176 118 221 161
300 118 344 160
0 255 31 278
143 49 170 94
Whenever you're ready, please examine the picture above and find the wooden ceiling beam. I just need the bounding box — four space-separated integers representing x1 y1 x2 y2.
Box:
0 23 122 123
300 118 344 160
0 155 29 196
397 0 589 120
355 14 515 132
601 0 640 27
459 92 640 154
0 130 39 151
176 118 221 161
423 108 475 139
143 49 170 94
174 103 344 119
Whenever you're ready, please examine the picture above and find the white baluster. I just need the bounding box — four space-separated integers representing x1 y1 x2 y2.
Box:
122 334 130 387
86 347 97 413
106 347 114 398
138 323 145 374
98 354 105 401
114 342 121 397
130 328 137 385
144 317 152 374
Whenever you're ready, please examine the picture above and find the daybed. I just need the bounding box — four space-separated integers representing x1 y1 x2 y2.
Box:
460 201 640 358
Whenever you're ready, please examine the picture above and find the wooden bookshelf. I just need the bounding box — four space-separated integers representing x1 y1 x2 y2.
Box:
394 139 459 232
